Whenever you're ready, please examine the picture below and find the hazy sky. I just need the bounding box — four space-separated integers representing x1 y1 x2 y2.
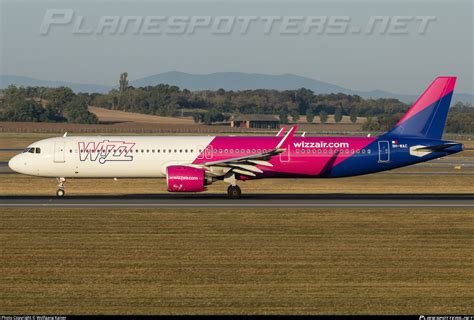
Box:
1 0 472 94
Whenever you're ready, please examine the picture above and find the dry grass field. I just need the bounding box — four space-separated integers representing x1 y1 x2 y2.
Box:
1 208 472 315
88 106 196 124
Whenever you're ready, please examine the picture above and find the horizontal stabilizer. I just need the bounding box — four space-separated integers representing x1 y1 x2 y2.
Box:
414 143 460 152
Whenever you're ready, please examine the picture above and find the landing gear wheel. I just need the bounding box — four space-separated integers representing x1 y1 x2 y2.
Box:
56 177 66 197
227 185 241 199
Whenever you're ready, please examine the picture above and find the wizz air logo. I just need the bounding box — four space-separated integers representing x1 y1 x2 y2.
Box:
78 140 135 164
293 141 350 148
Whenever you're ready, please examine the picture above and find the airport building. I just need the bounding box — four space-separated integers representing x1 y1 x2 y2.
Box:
230 114 280 129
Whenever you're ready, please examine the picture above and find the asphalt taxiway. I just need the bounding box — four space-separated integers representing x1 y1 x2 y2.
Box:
0 194 472 208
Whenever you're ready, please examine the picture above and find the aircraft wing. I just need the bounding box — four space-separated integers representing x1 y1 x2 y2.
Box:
192 126 297 178
195 148 284 177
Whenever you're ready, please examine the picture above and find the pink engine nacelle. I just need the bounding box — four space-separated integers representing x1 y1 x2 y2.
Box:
166 165 211 192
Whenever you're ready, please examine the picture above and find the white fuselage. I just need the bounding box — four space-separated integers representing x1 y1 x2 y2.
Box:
8 136 214 178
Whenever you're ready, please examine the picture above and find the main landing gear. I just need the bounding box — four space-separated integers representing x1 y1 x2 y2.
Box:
227 185 241 199
56 177 66 197
224 173 242 199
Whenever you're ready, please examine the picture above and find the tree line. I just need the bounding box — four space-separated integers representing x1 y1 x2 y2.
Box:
0 85 98 124
362 101 474 134
88 83 409 123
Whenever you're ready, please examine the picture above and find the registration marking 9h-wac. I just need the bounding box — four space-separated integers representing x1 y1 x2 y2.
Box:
78 140 135 164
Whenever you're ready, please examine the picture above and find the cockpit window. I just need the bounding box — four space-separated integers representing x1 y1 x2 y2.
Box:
23 147 40 154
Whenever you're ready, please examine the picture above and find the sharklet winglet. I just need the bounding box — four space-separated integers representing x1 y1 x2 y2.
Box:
276 127 286 137
276 125 297 149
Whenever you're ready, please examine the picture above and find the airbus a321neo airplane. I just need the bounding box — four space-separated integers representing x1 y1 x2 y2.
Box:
8 76 463 198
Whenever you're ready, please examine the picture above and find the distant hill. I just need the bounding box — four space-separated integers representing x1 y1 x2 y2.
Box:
131 71 473 104
2 72 472 104
131 71 357 95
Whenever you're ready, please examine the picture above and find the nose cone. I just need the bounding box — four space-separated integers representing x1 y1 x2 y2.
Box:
8 155 23 173
8 155 18 172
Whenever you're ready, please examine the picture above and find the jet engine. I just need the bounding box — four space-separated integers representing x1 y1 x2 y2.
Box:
166 165 212 192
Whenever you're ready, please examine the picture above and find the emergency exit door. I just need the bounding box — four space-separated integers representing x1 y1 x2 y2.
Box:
378 141 390 162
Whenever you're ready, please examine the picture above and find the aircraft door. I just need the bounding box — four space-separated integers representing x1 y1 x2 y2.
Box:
378 140 390 162
54 141 66 163
279 144 290 162
204 145 213 159
197 145 213 160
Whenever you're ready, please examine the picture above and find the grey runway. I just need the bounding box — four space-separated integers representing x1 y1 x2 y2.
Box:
0 194 472 208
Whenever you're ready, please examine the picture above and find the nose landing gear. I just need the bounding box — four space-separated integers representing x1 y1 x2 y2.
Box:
56 177 66 197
